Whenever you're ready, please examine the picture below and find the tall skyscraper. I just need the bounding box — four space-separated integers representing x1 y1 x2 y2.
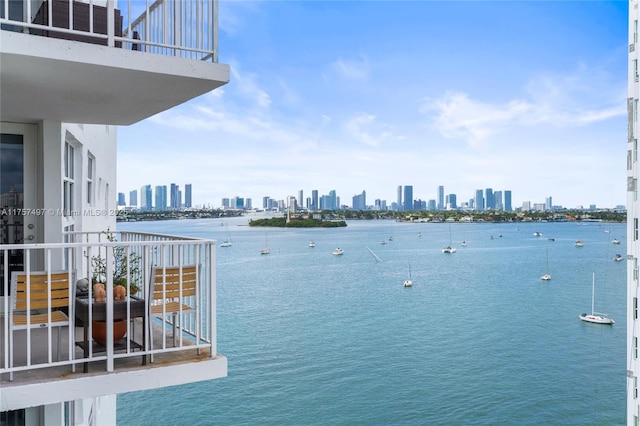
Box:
129 190 138 208
185 184 192 208
485 188 494 210
494 191 503 211
311 190 318 211
140 185 152 211
437 185 444 210
403 185 413 211
298 190 303 210
352 190 366 211
545 196 552 211
154 185 167 211
170 183 179 209
504 190 512 211
446 194 457 210
475 189 484 211
117 192 125 206
329 190 337 211
397 186 403 211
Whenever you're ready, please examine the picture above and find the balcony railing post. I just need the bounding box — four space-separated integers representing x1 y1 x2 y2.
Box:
209 241 216 358
107 0 115 47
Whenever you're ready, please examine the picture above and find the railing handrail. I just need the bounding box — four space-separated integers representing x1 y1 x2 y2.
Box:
0 0 218 62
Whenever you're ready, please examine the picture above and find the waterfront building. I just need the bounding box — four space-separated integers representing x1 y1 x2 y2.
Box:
446 194 457 210
475 189 484 211
505 190 512 211
629 3 640 423
0 1 229 423
185 184 192 208
352 191 366 211
298 190 303 210
170 183 179 209
522 201 532 211
129 189 138 208
403 185 413 211
545 196 552 211
118 192 125 206
494 191 503 211
485 188 495 210
428 199 436 211
397 185 403 211
437 185 444 210
140 184 152 211
155 185 167 211
311 189 319 211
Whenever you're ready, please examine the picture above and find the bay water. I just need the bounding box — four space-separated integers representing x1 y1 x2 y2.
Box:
116 218 626 425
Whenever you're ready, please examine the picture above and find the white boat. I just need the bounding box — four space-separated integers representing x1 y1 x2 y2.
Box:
614 254 624 262
541 242 551 281
380 240 387 245
579 272 614 324
403 262 413 287
612 238 621 244
308 241 315 247
219 223 232 247
332 248 344 255
443 225 457 253
575 240 584 247
461 241 467 247
533 231 542 237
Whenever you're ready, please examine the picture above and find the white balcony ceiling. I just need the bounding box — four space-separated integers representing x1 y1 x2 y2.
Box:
0 31 230 126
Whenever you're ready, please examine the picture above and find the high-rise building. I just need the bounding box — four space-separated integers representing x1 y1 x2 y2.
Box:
117 192 125 206
397 185 403 211
545 196 552 211
140 184 152 211
475 189 484 211
403 185 413 211
154 185 167 211
311 189 318 211
170 183 179 209
352 190 366 210
185 184 192 208
129 189 138 207
485 188 494 210
437 185 444 210
494 191 503 211
298 190 303 210
428 199 436 211
504 190 512 211
629 5 638 421
329 190 338 211
446 194 457 210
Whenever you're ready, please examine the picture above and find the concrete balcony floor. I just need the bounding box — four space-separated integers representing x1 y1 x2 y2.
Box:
0 316 227 411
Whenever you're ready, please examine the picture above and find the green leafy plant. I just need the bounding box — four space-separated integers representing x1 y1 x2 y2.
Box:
90 231 142 296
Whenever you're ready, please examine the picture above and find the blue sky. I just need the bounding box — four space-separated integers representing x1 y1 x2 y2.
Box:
117 1 628 209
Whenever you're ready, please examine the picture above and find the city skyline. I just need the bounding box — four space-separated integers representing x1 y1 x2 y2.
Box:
117 2 627 209
118 182 617 211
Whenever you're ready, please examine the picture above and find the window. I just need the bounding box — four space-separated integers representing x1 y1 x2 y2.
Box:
635 259 639 281
635 297 639 319
635 376 638 399
635 139 638 163
63 142 75 216
87 154 94 205
635 99 638 123
635 218 639 241
635 20 638 44
635 336 638 359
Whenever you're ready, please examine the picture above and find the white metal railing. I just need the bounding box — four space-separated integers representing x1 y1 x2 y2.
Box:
0 231 217 381
0 0 218 62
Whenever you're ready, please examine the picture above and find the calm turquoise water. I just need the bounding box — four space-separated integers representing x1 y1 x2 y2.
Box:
116 218 626 425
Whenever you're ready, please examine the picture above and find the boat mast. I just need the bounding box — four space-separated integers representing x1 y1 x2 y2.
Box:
591 272 596 315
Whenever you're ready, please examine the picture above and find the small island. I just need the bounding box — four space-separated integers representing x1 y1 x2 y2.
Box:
249 217 347 228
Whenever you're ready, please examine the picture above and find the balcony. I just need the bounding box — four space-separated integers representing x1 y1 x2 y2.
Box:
0 0 230 125
0 230 226 411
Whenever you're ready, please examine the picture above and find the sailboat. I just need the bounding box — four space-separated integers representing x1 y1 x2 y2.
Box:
541 242 551 281
403 261 413 287
260 233 270 255
442 225 457 253
219 223 232 247
579 272 614 324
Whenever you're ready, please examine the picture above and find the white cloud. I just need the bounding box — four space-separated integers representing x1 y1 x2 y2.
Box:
326 55 370 81
421 65 625 148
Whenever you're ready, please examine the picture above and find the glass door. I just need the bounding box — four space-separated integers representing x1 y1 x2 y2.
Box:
0 124 36 307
